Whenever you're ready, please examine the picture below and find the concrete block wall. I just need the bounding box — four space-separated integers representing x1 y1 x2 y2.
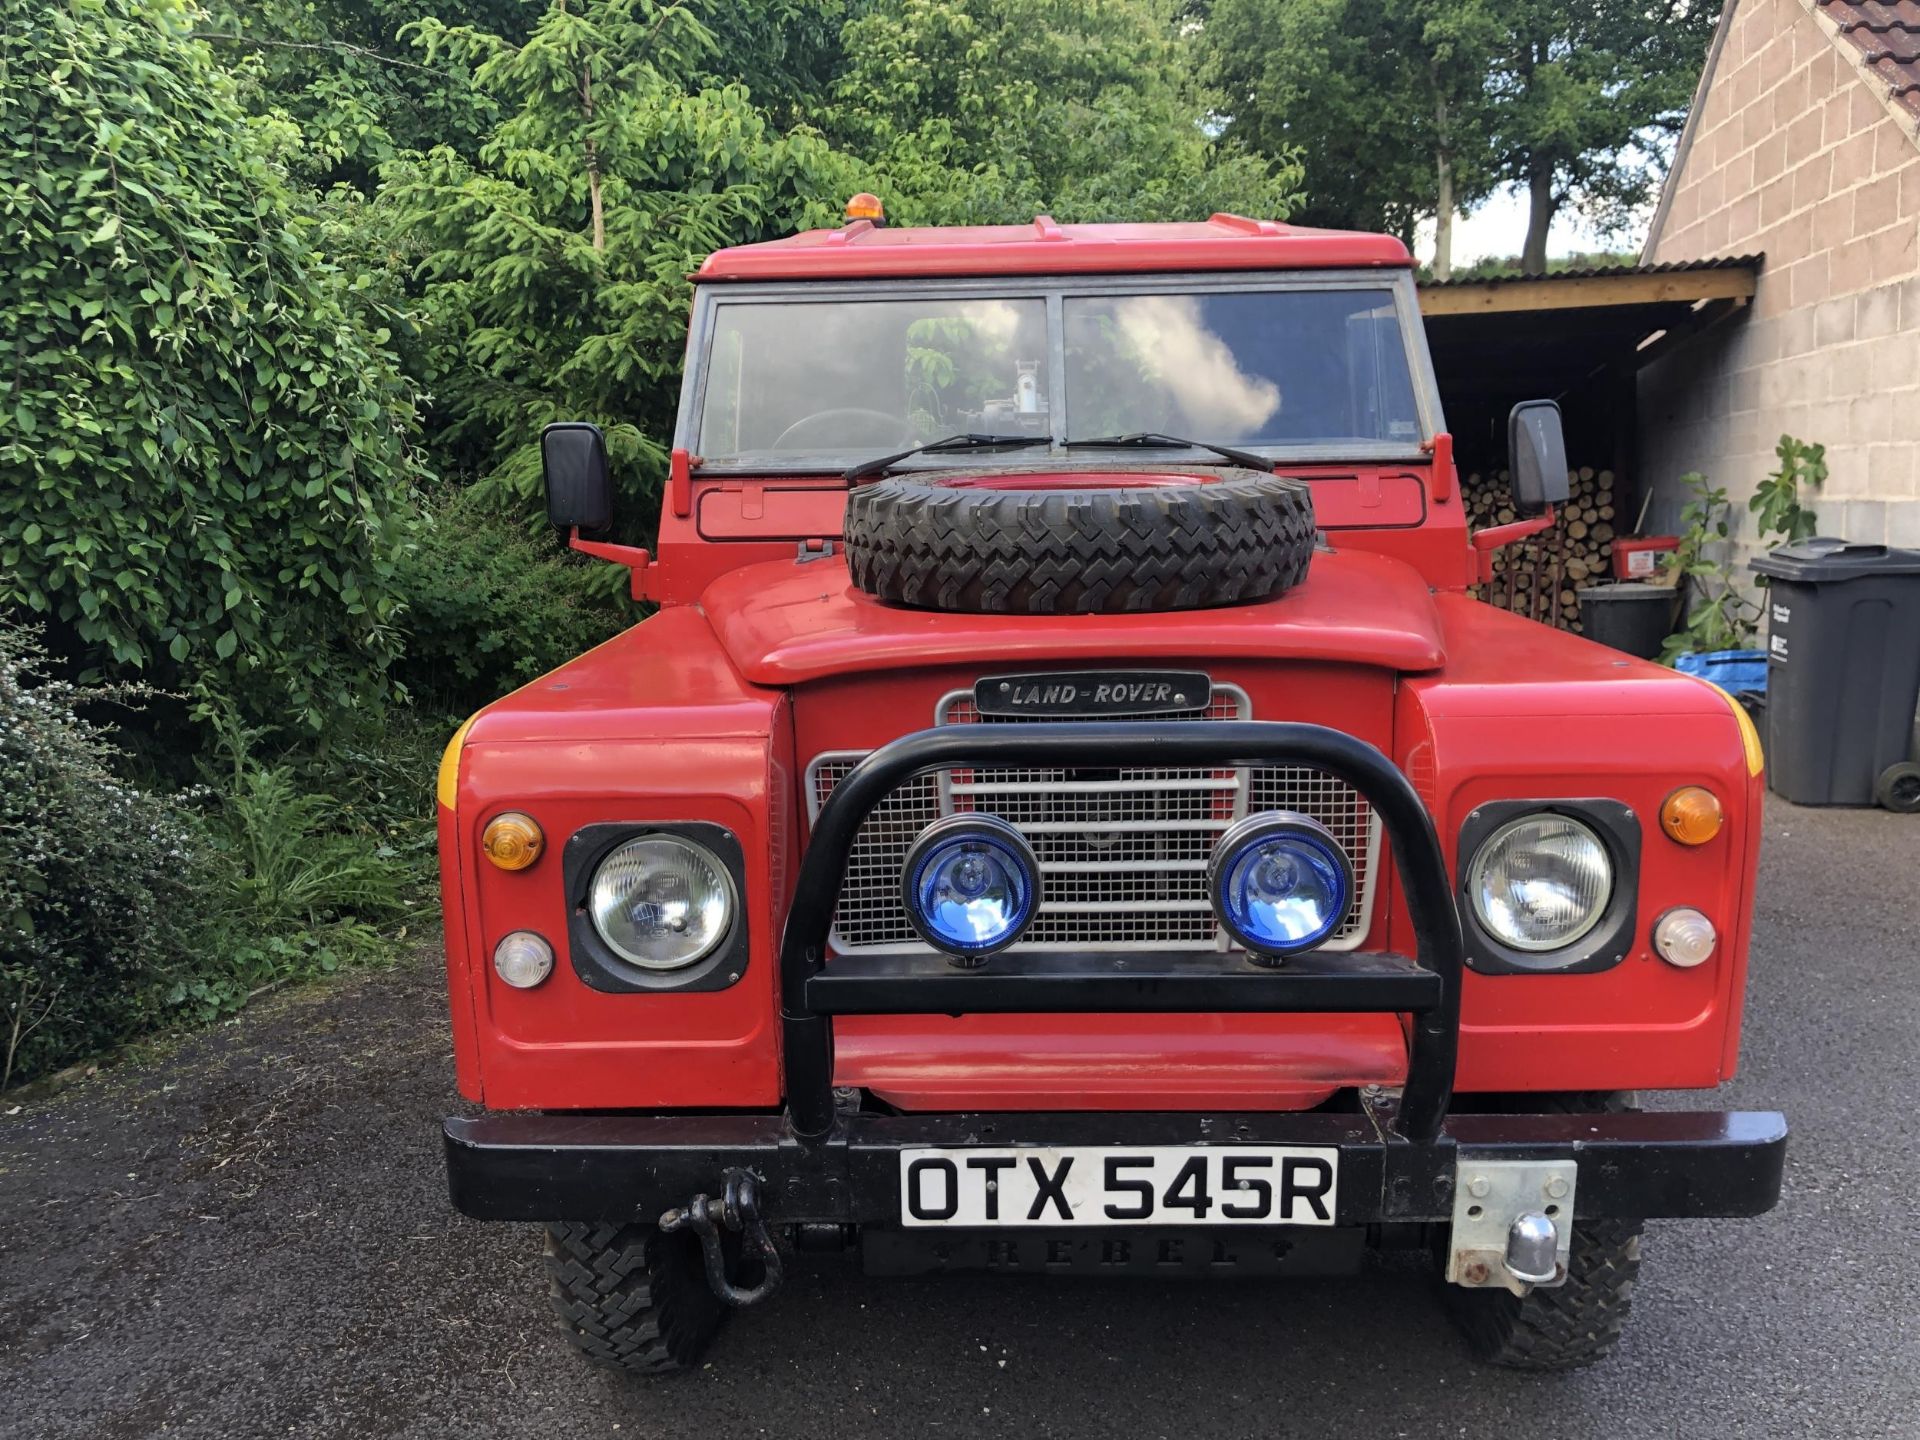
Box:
1639 0 1920 561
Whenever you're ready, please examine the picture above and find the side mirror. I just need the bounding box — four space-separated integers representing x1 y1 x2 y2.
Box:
542 422 612 531
1508 400 1570 516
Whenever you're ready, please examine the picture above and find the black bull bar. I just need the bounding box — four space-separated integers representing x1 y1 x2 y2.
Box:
445 722 1787 1227
784 721 1466 1140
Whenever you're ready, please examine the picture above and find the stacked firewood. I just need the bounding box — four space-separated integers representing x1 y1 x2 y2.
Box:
1464 466 1618 633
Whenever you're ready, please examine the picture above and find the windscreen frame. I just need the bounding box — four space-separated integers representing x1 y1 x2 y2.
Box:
675 269 1442 476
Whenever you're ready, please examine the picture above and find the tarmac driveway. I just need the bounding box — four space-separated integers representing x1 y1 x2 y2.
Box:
2 799 1917 1439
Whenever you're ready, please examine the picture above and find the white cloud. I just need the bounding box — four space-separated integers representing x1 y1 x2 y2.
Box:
1109 296 1281 435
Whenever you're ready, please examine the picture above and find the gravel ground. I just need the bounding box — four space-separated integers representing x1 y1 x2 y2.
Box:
3 799 1917 1439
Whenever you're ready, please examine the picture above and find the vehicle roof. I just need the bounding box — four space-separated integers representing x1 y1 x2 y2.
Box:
694 213 1414 282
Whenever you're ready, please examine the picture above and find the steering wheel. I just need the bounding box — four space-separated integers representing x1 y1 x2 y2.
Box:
771 408 918 451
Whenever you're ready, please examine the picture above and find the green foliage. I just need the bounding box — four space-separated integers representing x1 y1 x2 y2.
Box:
830 0 1302 225
0 620 220 1090
397 486 629 716
1659 445 1824 664
696 1 854 130
0 0 432 733
1198 0 1716 267
387 0 858 524
1198 0 1497 242
217 766 405 934
146 711 420 1034
0 613 436 1092
1659 472 1756 664
1750 434 1827 549
195 0 535 190
1486 1 1717 268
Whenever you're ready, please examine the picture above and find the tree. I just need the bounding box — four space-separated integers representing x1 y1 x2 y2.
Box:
0 0 429 732
192 0 537 191
388 1 859 526
387 0 1296 536
1487 0 1717 274
1196 0 1499 277
824 0 1303 225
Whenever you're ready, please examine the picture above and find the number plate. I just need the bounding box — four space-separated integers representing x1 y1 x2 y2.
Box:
898 1146 1339 1228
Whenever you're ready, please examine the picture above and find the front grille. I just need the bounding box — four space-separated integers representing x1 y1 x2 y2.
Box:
805 687 1381 955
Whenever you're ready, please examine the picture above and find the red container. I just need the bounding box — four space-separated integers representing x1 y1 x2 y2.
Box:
1613 535 1679 579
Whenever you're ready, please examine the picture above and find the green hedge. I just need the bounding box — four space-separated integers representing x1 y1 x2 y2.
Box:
0 0 429 733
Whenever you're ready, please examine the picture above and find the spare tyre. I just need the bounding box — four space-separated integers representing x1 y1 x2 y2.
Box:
844 469 1316 615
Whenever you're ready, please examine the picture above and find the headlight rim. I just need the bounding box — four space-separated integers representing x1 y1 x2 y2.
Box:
1455 799 1640 976
562 821 751 994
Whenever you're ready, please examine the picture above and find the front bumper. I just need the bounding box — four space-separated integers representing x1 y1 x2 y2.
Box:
445 1106 1788 1226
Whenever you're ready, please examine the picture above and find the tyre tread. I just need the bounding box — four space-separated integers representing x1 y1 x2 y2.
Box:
544 1222 726 1375
845 469 1317 614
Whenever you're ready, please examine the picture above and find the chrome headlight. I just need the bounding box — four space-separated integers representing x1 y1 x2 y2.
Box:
589 834 737 970
1466 814 1613 952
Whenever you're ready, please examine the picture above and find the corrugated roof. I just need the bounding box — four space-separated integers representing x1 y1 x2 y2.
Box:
1419 255 1762 289
1819 0 1920 121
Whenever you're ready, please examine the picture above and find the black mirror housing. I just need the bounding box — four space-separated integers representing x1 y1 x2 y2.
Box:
1508 400 1570 516
542 422 613 531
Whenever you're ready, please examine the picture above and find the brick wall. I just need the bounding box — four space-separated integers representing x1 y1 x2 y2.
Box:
1639 0 1920 555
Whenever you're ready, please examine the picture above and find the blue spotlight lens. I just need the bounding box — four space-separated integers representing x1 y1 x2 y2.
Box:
1210 812 1353 958
903 816 1039 960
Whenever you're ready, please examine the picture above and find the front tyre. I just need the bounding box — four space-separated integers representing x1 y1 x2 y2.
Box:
545 1222 728 1374
1443 1216 1642 1371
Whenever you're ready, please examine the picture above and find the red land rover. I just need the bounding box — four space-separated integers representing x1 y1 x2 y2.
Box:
436 203 1786 1374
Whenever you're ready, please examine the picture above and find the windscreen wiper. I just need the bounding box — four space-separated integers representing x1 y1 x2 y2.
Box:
843 433 1051 483
1063 432 1274 470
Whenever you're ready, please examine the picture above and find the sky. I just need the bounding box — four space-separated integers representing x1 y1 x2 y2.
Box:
1419 185 1656 266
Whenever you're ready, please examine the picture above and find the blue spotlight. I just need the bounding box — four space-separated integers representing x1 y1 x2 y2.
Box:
1209 811 1353 961
902 815 1040 963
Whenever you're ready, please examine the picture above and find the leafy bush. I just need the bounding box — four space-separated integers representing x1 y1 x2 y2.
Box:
0 0 430 734
1750 435 1827 547
1661 435 1829 663
216 763 406 934
1660 473 1754 663
0 621 219 1090
170 708 421 1025
0 617 435 1091
397 486 629 717
196 0 536 191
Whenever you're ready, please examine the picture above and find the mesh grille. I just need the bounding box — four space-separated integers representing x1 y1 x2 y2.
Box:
806 687 1381 955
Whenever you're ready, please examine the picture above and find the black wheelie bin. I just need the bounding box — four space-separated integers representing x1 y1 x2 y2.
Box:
1749 537 1920 811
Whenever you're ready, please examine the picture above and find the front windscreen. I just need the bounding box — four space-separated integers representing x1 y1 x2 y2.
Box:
691 282 1422 466
696 297 1049 461
1063 290 1420 446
